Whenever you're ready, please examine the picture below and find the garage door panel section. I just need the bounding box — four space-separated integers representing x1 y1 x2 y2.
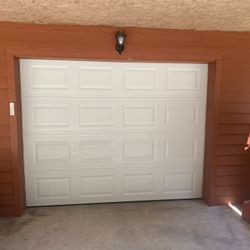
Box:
23 133 203 170
22 98 205 135
21 60 208 206
20 60 207 98
20 60 74 95
26 167 203 205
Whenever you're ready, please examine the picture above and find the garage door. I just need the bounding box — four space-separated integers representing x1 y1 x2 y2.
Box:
20 60 208 206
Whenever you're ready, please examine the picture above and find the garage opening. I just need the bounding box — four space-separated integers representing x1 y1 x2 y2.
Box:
19 59 208 206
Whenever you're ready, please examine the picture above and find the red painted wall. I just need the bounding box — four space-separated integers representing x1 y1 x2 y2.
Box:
0 22 249 216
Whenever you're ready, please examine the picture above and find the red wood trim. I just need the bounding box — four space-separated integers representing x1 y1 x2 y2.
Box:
0 161 12 172
216 165 247 176
216 185 245 196
218 125 250 135
0 149 12 160
242 200 250 223
0 172 12 183
218 135 247 145
0 137 10 149
0 125 10 137
6 47 222 63
7 46 221 215
247 148 250 200
202 60 222 205
220 104 250 114
215 195 246 205
216 176 247 186
7 54 25 216
0 194 14 206
217 145 248 155
0 206 14 216
217 155 248 166
0 183 13 194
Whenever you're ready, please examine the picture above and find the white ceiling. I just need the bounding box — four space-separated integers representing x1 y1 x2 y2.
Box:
0 0 250 31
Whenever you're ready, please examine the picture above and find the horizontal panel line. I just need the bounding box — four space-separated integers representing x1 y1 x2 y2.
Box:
216 183 247 187
25 167 203 171
216 174 247 177
221 90 250 93
219 122 250 125
22 130 206 134
0 204 14 208
216 164 247 167
216 174 247 178
217 164 246 167
216 154 247 156
216 184 246 188
215 194 246 198
217 163 247 167
25 165 203 169
219 112 250 115
218 132 249 135
21 96 206 99
217 144 246 146
221 102 250 105
23 133 205 137
218 133 249 136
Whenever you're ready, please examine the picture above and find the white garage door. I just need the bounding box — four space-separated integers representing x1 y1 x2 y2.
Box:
20 59 208 206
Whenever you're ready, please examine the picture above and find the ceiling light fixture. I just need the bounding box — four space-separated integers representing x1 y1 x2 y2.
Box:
115 31 126 55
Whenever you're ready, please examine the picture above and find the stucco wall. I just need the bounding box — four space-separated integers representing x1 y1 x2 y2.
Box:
0 0 249 31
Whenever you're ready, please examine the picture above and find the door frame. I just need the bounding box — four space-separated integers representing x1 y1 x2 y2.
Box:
7 47 222 216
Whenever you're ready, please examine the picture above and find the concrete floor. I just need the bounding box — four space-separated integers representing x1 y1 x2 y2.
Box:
0 200 250 250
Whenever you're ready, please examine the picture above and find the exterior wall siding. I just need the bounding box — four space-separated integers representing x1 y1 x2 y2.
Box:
0 23 249 216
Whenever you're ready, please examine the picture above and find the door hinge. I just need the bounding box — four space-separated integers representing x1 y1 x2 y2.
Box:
9 102 15 116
